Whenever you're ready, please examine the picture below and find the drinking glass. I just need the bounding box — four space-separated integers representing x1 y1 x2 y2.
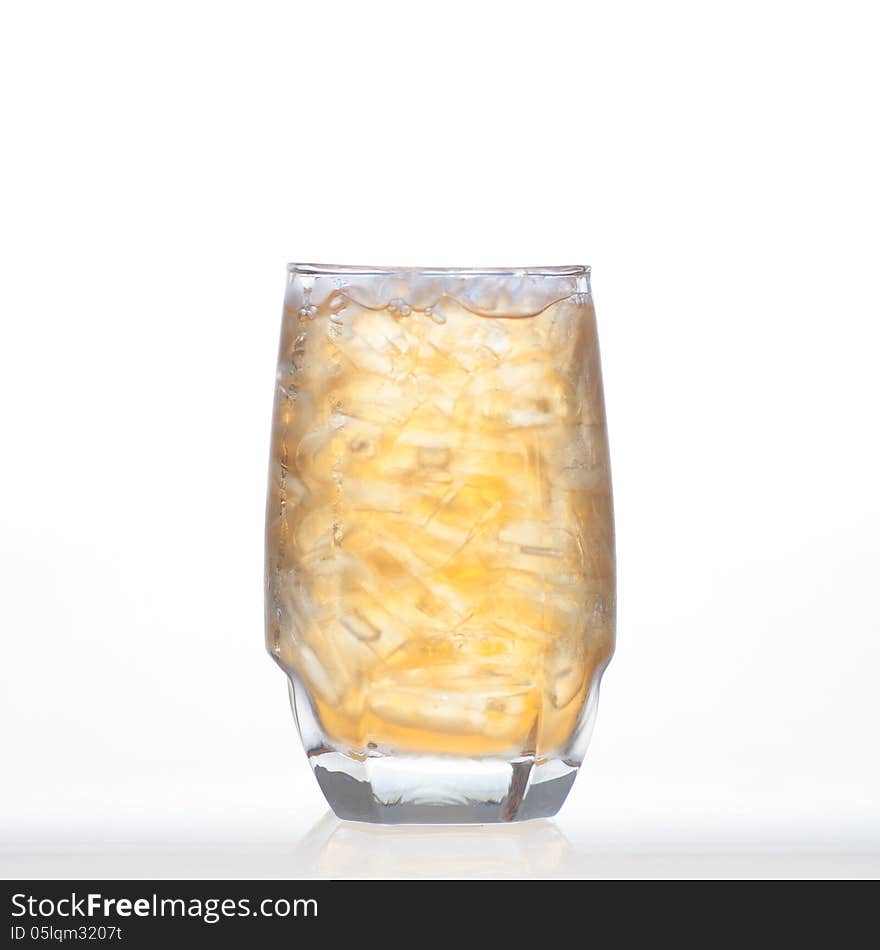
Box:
266 264 615 822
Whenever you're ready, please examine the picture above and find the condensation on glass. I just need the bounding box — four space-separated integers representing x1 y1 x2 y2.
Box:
265 264 615 822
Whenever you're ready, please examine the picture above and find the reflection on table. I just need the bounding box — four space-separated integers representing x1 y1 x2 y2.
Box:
295 812 573 879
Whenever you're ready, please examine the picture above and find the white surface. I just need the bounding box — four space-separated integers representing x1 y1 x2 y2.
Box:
1 0 879 879
4 829 879 881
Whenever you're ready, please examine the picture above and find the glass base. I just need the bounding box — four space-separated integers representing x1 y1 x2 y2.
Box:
309 748 578 823
287 676 595 823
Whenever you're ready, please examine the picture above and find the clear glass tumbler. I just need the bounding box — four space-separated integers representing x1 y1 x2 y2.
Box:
266 264 615 822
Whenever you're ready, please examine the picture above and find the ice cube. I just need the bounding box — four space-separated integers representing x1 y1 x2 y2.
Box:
339 610 381 642
507 408 557 429
356 545 463 629
482 322 511 359
546 662 586 710
498 520 574 557
335 376 415 426
417 446 451 469
367 683 533 738
344 479 405 513
293 508 335 558
343 591 410 659
445 446 528 485
335 334 395 377
295 426 345 486
296 643 344 704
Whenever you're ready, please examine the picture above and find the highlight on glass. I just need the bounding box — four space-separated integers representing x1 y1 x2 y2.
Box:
265 264 615 822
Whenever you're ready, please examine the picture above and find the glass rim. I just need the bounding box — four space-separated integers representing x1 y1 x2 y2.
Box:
288 262 590 277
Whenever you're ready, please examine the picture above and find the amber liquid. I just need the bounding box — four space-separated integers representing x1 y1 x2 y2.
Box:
267 278 614 757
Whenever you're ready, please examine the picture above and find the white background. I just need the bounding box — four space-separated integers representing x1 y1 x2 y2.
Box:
2 0 879 879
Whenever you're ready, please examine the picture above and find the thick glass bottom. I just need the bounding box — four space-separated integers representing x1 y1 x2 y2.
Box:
309 747 578 823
